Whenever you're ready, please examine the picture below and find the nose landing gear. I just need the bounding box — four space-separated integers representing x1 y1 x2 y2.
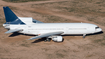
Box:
83 34 86 38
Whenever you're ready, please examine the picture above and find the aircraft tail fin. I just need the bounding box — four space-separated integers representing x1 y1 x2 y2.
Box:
3 6 25 24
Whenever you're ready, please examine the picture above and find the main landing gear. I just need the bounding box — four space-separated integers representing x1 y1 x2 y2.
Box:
44 38 51 42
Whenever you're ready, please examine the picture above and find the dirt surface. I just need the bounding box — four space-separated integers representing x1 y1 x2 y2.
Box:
0 0 105 59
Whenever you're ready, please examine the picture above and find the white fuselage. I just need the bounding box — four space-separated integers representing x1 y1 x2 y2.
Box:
3 6 102 41
6 23 102 35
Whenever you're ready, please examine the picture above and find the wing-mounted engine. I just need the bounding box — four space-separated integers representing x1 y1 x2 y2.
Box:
52 36 64 42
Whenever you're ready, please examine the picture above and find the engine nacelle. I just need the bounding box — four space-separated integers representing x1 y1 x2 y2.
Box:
52 36 63 42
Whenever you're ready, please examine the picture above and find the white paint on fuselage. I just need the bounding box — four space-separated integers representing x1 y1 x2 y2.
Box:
9 23 102 35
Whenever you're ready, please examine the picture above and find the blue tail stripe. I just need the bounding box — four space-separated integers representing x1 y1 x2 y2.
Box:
3 6 25 24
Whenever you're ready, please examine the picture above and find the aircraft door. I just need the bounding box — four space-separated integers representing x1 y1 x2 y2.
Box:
27 26 39 35
64 27 72 34
87 27 95 33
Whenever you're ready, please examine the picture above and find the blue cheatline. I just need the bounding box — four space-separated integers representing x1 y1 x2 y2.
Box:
3 6 25 24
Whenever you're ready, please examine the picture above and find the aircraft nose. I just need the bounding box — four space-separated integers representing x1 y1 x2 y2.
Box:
96 28 102 32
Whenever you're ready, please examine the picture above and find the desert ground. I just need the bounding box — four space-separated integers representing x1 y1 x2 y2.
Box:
0 0 105 59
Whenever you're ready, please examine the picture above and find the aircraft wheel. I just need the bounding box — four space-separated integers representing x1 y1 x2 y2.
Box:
44 40 47 42
48 39 51 42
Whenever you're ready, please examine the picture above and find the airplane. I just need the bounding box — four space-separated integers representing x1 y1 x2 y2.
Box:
3 6 102 42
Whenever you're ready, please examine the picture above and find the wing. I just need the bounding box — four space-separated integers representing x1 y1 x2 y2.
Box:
5 29 23 33
28 31 64 40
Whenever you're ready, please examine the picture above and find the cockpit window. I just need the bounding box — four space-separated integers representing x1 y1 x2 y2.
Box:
95 27 99 29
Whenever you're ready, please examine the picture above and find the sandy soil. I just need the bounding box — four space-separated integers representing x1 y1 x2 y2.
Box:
0 0 105 59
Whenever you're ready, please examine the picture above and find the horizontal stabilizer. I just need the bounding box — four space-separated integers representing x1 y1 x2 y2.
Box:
5 29 23 33
28 31 64 40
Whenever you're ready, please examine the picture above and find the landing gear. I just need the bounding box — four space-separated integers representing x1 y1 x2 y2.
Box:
44 40 47 42
44 38 51 42
83 34 86 38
